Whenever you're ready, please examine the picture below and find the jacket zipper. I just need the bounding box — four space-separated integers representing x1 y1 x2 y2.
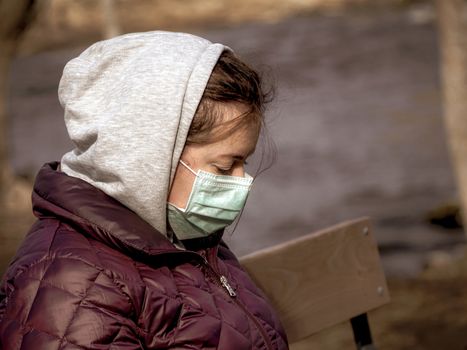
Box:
201 249 274 350
220 275 237 297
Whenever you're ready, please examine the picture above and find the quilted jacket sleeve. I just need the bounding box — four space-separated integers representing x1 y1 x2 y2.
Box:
0 256 143 350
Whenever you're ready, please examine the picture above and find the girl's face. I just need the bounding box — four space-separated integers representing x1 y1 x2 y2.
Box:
168 104 259 209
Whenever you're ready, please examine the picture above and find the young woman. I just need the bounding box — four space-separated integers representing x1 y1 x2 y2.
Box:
0 31 288 349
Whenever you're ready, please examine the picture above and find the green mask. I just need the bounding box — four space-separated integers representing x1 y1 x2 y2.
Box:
167 160 253 240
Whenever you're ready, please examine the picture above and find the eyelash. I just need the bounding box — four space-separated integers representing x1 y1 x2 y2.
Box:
217 168 231 175
215 161 248 175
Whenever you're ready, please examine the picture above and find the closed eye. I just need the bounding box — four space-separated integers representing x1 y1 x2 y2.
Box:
213 159 248 176
216 166 232 175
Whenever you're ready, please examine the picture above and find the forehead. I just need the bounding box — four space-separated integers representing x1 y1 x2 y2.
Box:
215 104 259 148
202 104 260 157
217 124 259 155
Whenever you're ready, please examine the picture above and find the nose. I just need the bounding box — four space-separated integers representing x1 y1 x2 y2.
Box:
231 164 245 177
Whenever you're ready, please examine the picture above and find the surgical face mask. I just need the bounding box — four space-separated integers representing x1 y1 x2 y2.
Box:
167 160 253 240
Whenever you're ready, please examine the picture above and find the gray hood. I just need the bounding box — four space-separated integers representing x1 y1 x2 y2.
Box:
59 31 226 236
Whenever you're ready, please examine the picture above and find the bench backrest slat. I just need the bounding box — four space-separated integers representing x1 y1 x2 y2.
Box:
240 217 390 344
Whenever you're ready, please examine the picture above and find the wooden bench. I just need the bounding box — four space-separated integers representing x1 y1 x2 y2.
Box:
240 217 390 349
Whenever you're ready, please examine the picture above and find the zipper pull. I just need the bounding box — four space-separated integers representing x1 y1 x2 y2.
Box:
198 250 208 264
220 275 237 297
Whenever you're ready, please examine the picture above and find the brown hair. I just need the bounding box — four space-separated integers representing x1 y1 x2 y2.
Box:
186 50 273 144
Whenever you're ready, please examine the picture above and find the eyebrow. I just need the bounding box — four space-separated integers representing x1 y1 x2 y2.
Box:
218 150 255 160
218 154 245 161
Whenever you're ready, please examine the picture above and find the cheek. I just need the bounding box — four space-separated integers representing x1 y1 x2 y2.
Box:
167 167 195 209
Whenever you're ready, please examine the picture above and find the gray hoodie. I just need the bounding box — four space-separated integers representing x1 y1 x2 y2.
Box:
59 31 227 236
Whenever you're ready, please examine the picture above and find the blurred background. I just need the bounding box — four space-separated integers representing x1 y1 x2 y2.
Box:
1 0 467 348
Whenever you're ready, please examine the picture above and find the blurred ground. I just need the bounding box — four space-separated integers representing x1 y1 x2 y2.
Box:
298 252 467 349
3 1 467 349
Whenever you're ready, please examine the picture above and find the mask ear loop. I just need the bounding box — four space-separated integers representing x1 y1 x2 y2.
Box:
179 159 198 176
169 160 198 212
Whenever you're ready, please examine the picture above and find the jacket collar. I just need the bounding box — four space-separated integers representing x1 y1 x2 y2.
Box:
32 162 202 262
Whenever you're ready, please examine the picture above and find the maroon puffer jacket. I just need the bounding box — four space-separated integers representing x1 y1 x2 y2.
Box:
0 163 288 349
